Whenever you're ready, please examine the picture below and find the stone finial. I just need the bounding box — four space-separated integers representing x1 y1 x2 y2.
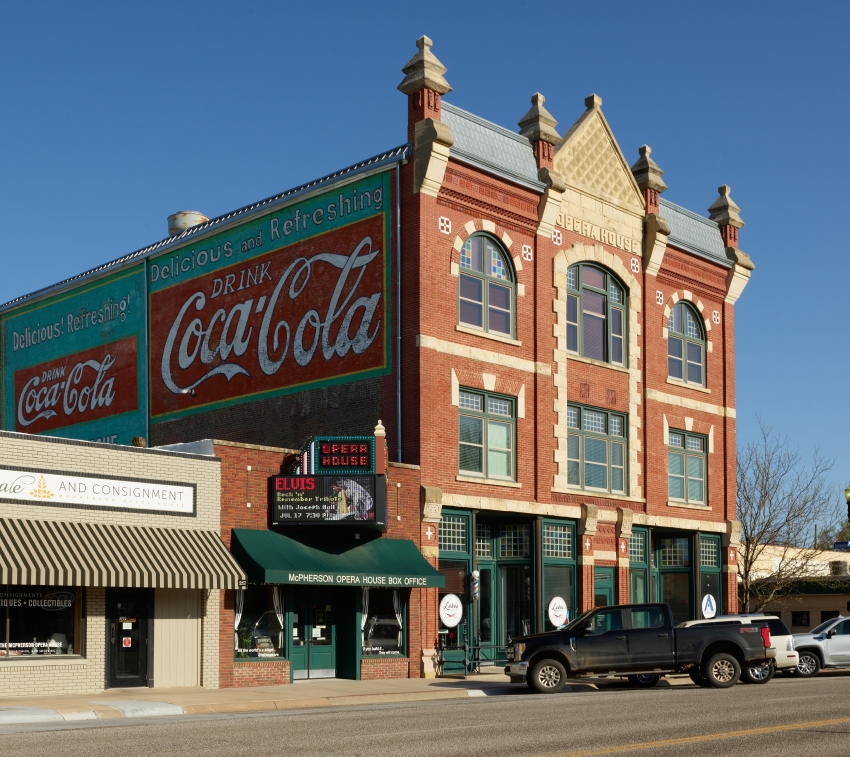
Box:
631 145 667 194
518 93 560 145
374 420 386 438
398 35 452 95
708 185 744 229
585 93 602 110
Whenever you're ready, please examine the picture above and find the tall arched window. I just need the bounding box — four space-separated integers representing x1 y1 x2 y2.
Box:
565 264 626 366
668 302 705 385
458 235 515 337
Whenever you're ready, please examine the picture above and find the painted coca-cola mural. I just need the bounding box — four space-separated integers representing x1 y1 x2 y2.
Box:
148 171 391 421
1 267 147 445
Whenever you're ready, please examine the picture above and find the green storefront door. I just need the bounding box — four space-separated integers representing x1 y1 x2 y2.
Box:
291 590 336 679
594 567 615 606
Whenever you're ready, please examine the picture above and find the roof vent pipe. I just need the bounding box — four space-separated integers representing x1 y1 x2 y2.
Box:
167 210 209 237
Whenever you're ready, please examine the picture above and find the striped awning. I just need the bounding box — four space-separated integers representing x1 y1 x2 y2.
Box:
0 518 246 589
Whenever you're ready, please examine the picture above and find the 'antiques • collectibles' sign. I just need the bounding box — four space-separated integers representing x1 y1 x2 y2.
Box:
271 474 386 529
149 172 392 421
1 267 147 445
0 466 195 515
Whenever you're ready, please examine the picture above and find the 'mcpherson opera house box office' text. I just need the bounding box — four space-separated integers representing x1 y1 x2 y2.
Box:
0 36 753 692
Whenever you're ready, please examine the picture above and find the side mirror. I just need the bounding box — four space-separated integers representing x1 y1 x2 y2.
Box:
827 630 835 639
583 622 594 634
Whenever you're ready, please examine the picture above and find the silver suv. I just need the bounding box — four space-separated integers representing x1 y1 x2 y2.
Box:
793 616 850 676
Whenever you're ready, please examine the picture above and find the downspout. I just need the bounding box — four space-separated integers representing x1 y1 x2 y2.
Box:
395 161 403 463
144 259 150 446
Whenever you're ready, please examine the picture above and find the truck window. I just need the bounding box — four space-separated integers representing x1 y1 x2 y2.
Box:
631 608 665 629
833 620 850 635
765 619 790 636
589 609 622 635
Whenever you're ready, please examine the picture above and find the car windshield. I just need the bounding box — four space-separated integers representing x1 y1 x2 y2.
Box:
809 619 840 635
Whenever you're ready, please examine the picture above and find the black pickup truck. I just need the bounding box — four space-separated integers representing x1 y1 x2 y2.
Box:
506 603 774 692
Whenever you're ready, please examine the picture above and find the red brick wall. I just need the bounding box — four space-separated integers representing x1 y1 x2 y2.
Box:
360 657 410 680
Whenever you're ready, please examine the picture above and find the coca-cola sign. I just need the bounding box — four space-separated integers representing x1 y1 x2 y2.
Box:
2 266 147 445
13 337 139 434
150 212 389 419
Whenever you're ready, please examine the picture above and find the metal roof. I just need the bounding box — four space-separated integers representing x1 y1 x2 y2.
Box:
442 102 544 191
0 144 410 313
659 198 731 268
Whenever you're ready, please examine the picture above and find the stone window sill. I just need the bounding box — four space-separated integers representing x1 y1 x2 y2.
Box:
666 378 711 394
667 500 710 511
566 353 630 374
455 324 521 346
0 655 88 666
456 475 522 489
550 487 646 504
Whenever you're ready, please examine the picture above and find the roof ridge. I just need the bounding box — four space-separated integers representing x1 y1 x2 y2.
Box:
442 102 532 146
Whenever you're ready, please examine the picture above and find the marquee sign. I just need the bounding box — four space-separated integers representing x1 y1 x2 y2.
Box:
270 474 386 529
0 466 195 515
148 172 392 421
301 435 376 475
1 267 148 445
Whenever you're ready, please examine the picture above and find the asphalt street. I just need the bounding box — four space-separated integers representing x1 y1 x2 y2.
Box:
1 675 849 757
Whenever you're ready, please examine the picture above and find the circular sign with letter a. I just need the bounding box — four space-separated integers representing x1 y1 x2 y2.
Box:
439 594 463 628
701 593 717 619
548 597 569 628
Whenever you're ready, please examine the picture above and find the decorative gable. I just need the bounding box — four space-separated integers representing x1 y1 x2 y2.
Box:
554 96 644 211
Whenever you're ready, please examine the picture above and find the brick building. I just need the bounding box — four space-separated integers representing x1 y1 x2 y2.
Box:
0 35 754 686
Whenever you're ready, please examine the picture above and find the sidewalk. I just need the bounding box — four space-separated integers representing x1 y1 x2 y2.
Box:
0 669 691 726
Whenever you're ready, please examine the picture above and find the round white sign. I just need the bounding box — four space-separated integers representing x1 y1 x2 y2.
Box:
548 597 569 628
439 593 463 628
701 593 717 619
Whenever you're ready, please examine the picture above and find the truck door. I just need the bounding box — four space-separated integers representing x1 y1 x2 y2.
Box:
626 606 674 670
826 619 850 663
574 608 628 671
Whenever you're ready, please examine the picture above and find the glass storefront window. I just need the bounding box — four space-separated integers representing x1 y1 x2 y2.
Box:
543 565 573 631
1 585 83 657
362 589 404 655
234 586 285 659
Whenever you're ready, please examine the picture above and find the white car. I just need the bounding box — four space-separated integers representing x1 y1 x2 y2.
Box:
680 614 797 683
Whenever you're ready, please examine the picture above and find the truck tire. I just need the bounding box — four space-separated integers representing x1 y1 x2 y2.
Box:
529 658 568 694
702 653 741 688
796 651 821 677
688 668 711 687
627 674 660 688
741 662 774 684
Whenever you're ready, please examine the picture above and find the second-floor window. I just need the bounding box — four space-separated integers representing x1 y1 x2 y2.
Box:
566 404 626 494
458 389 515 480
459 235 514 337
668 302 705 386
566 264 626 366
668 431 706 504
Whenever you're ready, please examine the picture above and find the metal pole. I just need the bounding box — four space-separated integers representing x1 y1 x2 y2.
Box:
395 163 402 464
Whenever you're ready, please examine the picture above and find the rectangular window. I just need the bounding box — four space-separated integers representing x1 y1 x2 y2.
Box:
458 390 515 480
1 585 83 658
567 294 579 353
822 610 840 624
792 611 810 628
362 589 404 656
235 586 285 659
475 524 492 558
543 524 573 558
566 404 627 494
543 564 573 631
439 515 467 552
629 531 646 564
660 537 690 567
668 336 683 380
500 524 530 558
668 431 706 504
700 538 719 568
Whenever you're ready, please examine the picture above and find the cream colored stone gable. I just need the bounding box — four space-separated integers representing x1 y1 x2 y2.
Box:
554 106 644 212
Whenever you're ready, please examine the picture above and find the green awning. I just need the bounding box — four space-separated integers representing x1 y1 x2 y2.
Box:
231 529 445 588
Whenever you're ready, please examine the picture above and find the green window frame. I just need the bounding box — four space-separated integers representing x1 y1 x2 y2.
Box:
668 302 705 386
668 431 706 504
628 527 650 604
458 234 515 337
542 519 577 631
698 534 722 619
566 264 627 366
458 389 515 480
566 403 627 494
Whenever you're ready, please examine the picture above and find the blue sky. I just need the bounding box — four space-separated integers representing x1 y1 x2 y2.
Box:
1 2 848 501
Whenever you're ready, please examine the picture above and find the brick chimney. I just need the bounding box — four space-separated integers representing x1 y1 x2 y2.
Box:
518 93 560 170
398 35 452 143
708 185 744 249
630 145 667 216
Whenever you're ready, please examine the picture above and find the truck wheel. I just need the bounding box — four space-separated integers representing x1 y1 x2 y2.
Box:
702 653 741 688
529 658 568 694
741 662 774 684
627 674 660 688
688 668 710 687
796 651 821 677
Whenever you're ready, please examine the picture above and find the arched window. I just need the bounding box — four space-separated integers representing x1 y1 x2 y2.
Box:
668 302 705 385
565 264 626 365
458 235 514 337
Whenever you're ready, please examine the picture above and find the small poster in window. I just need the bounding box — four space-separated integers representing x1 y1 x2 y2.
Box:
122 637 131 648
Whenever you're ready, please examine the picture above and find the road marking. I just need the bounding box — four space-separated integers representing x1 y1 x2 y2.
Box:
535 715 850 756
